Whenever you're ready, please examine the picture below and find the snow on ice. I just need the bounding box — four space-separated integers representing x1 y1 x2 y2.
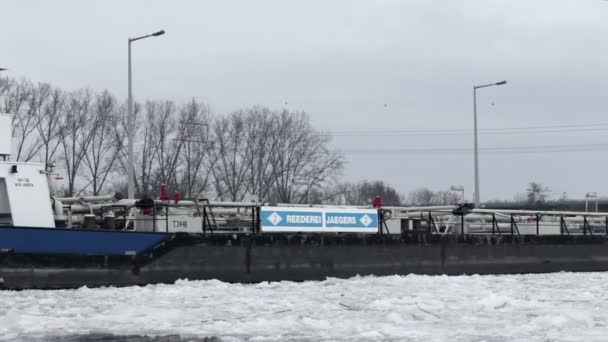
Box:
1 272 608 341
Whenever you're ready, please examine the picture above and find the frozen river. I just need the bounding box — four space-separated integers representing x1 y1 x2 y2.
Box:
1 272 607 341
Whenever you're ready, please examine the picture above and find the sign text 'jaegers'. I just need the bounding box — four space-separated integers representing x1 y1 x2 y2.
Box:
260 207 378 233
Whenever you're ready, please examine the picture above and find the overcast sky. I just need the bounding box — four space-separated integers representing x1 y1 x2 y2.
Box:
2 0 608 201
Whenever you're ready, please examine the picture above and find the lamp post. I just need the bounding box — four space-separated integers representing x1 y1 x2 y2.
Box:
473 80 506 208
127 29 165 200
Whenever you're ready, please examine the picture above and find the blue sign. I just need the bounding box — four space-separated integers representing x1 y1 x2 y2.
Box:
261 210 323 228
325 212 378 228
261 207 379 233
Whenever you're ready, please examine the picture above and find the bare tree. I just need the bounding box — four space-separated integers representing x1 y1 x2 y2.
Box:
0 76 13 99
1 78 29 125
174 99 216 199
59 89 97 196
408 188 435 206
132 101 159 195
82 91 122 195
328 180 401 206
329 182 365 205
9 81 50 161
151 100 181 190
526 182 549 205
243 106 279 202
359 180 402 206
103 105 128 195
431 190 460 205
211 111 251 201
35 87 65 169
2 75 349 203
269 110 343 203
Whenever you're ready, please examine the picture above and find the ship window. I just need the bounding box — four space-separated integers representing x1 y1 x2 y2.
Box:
0 178 12 226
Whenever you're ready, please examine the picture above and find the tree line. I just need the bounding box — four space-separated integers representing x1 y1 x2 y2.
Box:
2 76 570 207
0 76 346 203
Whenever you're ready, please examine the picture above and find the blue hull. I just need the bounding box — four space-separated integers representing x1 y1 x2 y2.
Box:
0 226 171 255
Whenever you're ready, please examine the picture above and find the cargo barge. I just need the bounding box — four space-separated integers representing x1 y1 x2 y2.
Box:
2 115 608 289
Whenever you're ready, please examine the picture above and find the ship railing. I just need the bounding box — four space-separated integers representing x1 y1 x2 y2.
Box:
74 201 259 234
410 208 608 240
134 202 259 234
67 200 608 239
199 203 259 234
92 202 259 234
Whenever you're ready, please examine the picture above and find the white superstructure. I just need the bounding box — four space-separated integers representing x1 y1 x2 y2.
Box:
0 161 56 228
0 113 56 228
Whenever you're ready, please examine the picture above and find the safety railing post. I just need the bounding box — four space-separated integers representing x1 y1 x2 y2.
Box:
583 216 586 236
460 214 465 240
560 216 570 235
152 206 156 232
536 214 540 236
583 216 587 237
165 205 169 233
492 213 496 235
257 206 261 233
428 212 439 234
251 205 256 235
378 209 383 236
203 206 207 234
509 214 521 238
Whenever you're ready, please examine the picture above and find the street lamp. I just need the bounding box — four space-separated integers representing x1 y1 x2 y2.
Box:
127 29 165 199
473 80 506 208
